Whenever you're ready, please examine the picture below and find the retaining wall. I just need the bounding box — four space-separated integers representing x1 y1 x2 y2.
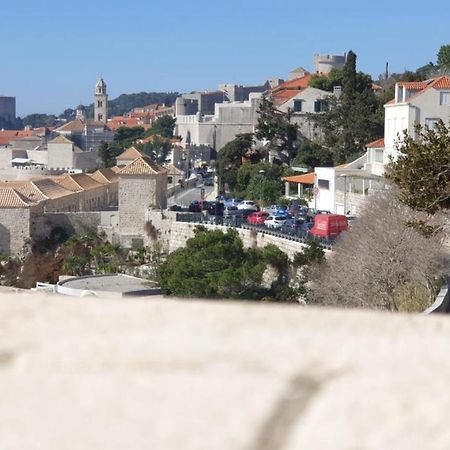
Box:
169 222 309 258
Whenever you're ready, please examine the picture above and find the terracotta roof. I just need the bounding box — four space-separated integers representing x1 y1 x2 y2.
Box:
118 156 167 176
272 90 300 106
366 138 385 148
164 164 184 176
56 119 111 133
431 76 450 89
281 172 315 184
116 146 143 161
0 187 38 208
56 173 103 191
389 77 450 107
88 168 119 184
271 74 312 93
111 166 121 173
397 81 429 90
31 179 75 199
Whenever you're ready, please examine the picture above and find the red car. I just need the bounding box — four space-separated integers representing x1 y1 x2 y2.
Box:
247 211 269 225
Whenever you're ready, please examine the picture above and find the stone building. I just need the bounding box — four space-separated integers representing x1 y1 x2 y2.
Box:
0 187 42 255
118 156 167 247
47 135 98 171
313 53 346 75
116 146 143 167
94 78 108 123
0 96 17 129
176 94 262 151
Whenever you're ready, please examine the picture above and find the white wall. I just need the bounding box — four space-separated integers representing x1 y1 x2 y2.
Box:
314 167 336 212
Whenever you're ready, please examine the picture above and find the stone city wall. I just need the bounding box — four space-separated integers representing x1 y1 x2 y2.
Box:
169 221 310 258
32 212 102 242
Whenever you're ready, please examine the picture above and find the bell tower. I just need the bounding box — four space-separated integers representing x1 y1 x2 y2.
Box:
94 78 108 123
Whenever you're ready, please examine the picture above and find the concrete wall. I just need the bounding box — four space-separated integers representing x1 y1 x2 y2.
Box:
48 141 74 169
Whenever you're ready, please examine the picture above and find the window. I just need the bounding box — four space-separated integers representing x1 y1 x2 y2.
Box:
293 99 302 112
318 179 330 190
440 92 450 106
314 100 329 112
373 148 384 163
425 118 440 130
98 100 103 107
97 114 103 121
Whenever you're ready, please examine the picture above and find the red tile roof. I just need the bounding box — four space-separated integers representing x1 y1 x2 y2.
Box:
397 81 429 90
366 138 385 148
431 76 450 89
272 74 312 92
281 172 315 184
271 90 300 106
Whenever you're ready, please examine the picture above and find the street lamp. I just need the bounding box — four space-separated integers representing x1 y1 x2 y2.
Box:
259 169 265 207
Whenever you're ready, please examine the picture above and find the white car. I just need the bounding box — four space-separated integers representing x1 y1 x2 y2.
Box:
264 215 288 229
237 200 258 211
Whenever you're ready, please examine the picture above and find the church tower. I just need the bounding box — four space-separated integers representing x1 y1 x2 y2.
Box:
94 78 108 123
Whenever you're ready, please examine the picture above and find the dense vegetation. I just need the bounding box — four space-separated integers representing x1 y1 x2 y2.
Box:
20 91 179 129
158 226 323 302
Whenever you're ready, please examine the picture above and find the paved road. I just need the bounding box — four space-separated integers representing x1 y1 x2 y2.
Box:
168 184 215 207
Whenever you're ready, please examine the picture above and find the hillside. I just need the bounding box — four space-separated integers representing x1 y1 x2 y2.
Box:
21 91 180 128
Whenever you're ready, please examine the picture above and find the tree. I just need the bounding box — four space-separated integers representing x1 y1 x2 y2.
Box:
98 141 123 168
148 115 176 138
307 187 447 311
386 121 450 216
158 227 298 301
308 50 384 163
22 113 59 128
216 134 253 191
140 135 171 164
246 175 283 205
437 44 450 69
114 126 145 146
255 97 298 161
292 140 334 169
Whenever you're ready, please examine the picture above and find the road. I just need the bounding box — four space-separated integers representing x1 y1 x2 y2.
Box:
168 184 215 207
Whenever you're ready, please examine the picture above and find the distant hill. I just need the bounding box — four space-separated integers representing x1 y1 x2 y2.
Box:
85 91 180 118
21 91 180 129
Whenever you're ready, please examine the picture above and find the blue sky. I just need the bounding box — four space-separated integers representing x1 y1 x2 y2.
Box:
2 0 449 116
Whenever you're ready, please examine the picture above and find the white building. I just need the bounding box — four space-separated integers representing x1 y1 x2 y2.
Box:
311 76 450 215
384 76 450 164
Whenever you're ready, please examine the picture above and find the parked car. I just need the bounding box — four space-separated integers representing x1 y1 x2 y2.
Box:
310 214 348 240
264 204 288 215
264 215 289 229
223 205 240 217
224 198 243 206
188 201 203 213
237 200 258 211
247 211 269 225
